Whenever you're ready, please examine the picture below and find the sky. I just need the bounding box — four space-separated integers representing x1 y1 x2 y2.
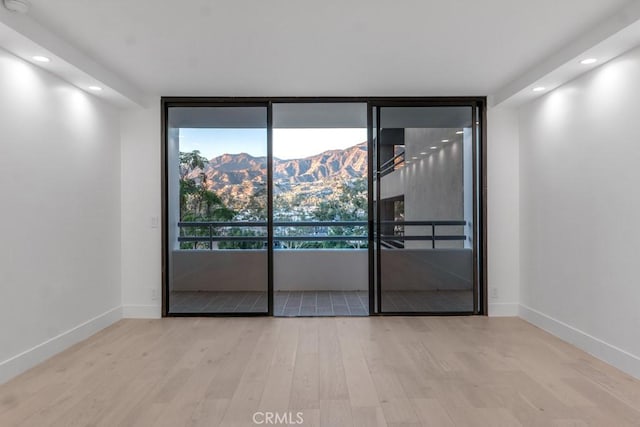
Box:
179 128 367 160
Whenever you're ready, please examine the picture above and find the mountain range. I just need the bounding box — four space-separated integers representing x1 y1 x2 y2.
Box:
185 142 367 210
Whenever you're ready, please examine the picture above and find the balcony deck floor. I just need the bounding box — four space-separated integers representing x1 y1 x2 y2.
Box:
169 290 473 315
276 291 369 316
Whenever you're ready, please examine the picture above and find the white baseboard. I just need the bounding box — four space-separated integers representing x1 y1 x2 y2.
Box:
488 302 519 317
122 304 161 319
519 304 640 380
0 306 122 385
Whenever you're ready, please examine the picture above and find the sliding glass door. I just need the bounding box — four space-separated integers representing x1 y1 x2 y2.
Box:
162 97 485 317
271 103 369 316
371 103 482 314
165 104 271 315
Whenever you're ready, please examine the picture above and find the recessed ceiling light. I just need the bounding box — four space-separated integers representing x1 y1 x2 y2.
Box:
32 56 50 63
4 0 30 13
430 146 438 150
441 139 449 143
580 58 597 65
411 156 418 160
88 86 103 91
456 130 463 135
533 86 546 92
420 152 427 155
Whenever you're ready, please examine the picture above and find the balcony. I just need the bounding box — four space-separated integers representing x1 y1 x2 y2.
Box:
169 220 472 315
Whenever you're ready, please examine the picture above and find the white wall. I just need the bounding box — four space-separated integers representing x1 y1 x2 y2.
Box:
518 45 640 378
486 106 520 316
171 250 367 292
379 128 468 250
403 128 465 249
275 250 368 291
120 102 162 318
0 49 122 383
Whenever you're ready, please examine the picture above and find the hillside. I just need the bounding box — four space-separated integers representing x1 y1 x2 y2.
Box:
185 142 367 213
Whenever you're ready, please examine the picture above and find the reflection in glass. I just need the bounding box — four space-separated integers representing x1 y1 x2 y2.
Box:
377 106 476 313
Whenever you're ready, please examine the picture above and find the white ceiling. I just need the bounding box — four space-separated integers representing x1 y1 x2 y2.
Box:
21 0 633 98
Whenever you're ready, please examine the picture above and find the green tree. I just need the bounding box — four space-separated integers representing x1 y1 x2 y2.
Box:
306 178 368 249
179 150 237 249
180 150 206 176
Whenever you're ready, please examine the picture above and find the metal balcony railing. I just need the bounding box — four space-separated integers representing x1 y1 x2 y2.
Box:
178 221 368 249
177 220 467 250
378 151 405 177
379 220 467 249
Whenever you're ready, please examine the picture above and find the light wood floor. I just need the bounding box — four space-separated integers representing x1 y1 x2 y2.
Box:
1 317 639 426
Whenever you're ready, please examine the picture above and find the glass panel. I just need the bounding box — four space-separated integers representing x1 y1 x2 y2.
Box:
272 103 369 316
167 106 268 314
377 106 475 313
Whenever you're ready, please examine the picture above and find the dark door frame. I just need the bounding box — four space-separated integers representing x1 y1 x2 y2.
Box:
368 99 487 315
160 97 487 317
161 99 272 317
